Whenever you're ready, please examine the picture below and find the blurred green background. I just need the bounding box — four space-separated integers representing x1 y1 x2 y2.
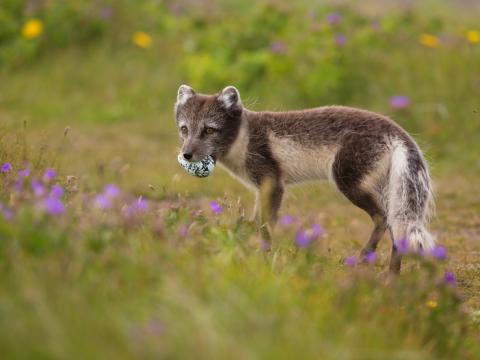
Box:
1 0 480 358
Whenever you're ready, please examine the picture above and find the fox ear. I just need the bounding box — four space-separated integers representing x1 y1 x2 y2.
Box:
218 86 242 111
177 84 195 105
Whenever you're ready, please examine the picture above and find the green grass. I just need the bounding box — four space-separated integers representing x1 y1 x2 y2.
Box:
1 1 480 358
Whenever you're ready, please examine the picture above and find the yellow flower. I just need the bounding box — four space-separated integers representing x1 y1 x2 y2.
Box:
426 300 438 309
132 31 153 49
419 33 440 48
22 19 43 39
466 30 480 44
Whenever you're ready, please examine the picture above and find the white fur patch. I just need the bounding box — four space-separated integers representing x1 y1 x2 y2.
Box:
268 133 339 184
218 120 255 190
387 139 435 250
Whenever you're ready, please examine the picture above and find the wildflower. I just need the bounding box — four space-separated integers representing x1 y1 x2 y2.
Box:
295 223 324 248
335 34 346 46
389 95 411 110
41 197 65 215
123 197 149 218
18 168 30 179
431 245 447 260
280 214 295 226
31 180 46 197
14 180 23 192
270 41 287 54
50 184 64 199
100 6 113 19
94 194 111 210
135 196 148 212
178 225 188 237
466 30 480 44
426 300 438 309
22 19 43 39
210 201 222 215
311 223 325 238
295 230 311 247
419 33 440 48
132 31 153 49
326 12 342 26
43 168 56 181
0 203 13 221
395 237 409 254
443 271 456 286
345 256 358 267
365 251 377 264
144 319 165 335
103 184 120 198
1 163 12 173
371 20 380 31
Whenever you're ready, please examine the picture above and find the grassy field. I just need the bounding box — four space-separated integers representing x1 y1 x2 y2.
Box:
1 1 480 358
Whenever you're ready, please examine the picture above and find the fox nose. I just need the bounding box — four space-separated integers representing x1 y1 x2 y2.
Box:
183 153 193 160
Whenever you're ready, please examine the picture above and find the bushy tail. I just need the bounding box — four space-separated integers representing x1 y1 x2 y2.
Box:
387 141 435 251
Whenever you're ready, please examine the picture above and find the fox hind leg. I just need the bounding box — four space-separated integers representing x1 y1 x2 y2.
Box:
360 215 388 261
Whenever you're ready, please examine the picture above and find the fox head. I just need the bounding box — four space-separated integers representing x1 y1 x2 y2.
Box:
175 85 243 162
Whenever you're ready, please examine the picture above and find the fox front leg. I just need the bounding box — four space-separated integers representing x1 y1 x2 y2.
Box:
255 179 284 249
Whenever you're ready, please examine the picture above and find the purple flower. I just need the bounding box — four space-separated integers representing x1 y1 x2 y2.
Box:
365 251 377 264
295 223 324 248
280 214 295 226
50 184 64 199
345 256 358 267
18 168 30 179
123 197 148 218
41 197 65 215
210 201 222 215
335 34 347 46
103 184 120 198
94 194 111 209
135 196 148 212
389 95 411 109
143 319 164 336
431 245 447 260
100 6 113 19
31 180 46 197
311 223 325 238
395 237 410 254
326 12 342 25
15 180 25 192
43 168 56 181
295 230 311 247
270 41 287 54
0 203 13 221
443 271 456 286
1 163 12 173
178 225 188 237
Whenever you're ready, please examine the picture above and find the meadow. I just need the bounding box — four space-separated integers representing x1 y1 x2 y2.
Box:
1 0 480 358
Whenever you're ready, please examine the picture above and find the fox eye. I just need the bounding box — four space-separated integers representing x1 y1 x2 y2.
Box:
180 126 188 135
204 127 216 135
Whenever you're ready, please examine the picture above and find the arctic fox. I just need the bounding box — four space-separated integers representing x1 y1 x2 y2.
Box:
175 85 434 272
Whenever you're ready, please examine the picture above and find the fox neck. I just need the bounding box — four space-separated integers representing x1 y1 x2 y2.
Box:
218 110 253 188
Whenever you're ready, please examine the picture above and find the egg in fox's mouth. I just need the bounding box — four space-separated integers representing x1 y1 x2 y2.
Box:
177 154 215 178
